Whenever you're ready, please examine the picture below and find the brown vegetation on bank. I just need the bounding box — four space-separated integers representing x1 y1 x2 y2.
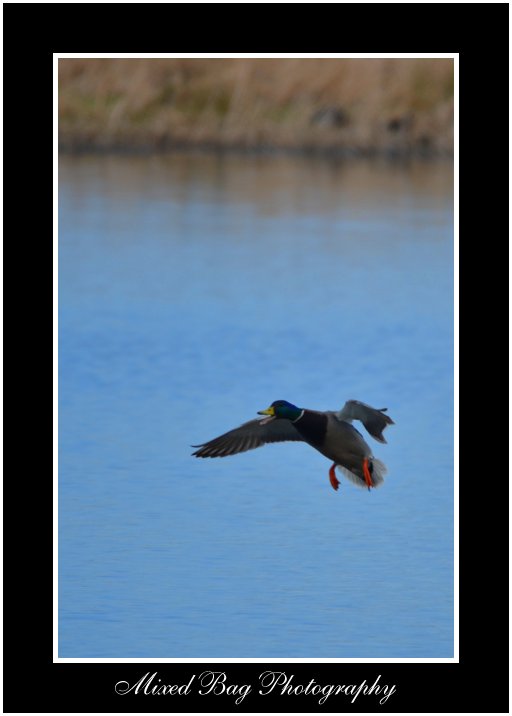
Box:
59 58 454 156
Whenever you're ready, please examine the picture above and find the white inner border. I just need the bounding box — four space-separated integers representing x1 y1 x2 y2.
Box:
53 52 459 665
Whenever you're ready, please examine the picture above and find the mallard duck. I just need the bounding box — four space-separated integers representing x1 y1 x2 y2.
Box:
192 399 394 491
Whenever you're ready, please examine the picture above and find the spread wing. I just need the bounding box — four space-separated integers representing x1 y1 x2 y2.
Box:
192 418 304 458
337 399 395 443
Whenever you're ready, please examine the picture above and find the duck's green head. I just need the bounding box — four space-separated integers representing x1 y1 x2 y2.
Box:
258 400 302 423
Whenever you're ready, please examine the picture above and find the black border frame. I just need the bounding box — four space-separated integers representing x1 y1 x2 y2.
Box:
3 2 509 713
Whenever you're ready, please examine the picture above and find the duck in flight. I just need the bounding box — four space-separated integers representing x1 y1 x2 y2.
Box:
192 399 394 491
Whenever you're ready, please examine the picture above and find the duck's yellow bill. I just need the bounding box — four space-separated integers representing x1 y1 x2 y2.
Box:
257 406 275 416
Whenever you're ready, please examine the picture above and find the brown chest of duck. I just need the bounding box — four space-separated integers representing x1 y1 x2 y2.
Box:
265 401 328 448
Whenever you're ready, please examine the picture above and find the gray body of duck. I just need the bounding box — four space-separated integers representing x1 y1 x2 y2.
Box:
192 399 394 492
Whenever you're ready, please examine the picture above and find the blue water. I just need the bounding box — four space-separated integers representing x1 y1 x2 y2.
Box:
58 153 454 658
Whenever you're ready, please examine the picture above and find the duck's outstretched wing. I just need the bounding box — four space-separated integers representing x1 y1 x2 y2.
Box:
337 400 394 443
192 418 304 458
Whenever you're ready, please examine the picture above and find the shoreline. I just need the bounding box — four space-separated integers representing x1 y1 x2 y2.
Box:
58 139 453 160
59 58 453 161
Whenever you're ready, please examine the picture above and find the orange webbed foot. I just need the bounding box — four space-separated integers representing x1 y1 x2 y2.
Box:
329 463 340 491
363 457 373 491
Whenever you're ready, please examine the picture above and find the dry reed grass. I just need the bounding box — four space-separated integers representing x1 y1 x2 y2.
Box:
59 58 454 155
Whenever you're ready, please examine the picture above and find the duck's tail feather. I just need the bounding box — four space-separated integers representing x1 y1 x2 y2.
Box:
336 458 387 489
370 458 387 486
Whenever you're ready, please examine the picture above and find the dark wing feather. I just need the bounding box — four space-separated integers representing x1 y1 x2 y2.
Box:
192 418 304 458
338 399 395 443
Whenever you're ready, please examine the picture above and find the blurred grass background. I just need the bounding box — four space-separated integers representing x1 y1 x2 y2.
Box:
59 58 454 156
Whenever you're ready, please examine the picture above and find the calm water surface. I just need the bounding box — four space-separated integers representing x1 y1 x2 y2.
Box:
59 153 454 658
